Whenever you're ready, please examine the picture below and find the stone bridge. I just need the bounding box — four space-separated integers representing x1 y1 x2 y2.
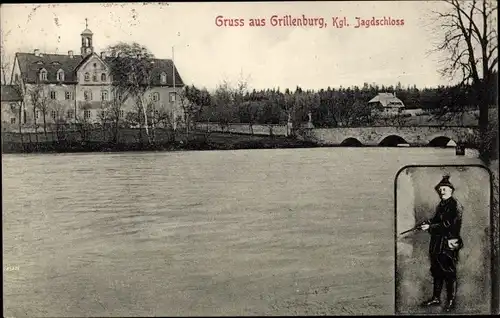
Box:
296 126 478 147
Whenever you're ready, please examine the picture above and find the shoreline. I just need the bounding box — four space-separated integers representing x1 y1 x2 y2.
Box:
1 140 473 155
1 130 481 155
1 134 320 154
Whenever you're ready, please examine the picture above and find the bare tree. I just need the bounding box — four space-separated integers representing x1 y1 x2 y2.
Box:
97 102 110 141
10 83 25 145
74 102 93 142
51 101 69 142
27 83 51 140
104 93 125 144
238 100 261 135
0 28 11 85
431 0 498 160
177 88 192 136
177 85 212 138
154 107 177 143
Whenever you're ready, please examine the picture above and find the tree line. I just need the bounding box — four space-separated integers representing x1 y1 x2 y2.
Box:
184 75 497 129
8 71 496 143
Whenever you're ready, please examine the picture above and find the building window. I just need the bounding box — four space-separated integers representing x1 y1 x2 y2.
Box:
93 63 97 68
65 91 71 100
57 69 65 81
84 72 90 81
120 110 124 118
160 72 167 84
11 117 16 124
152 92 160 102
51 110 56 120
36 110 40 119
67 110 74 119
50 91 57 100
169 92 176 103
92 73 98 82
101 90 108 101
14 74 19 83
84 110 91 119
39 68 47 81
101 73 107 81
24 110 27 123
84 90 92 101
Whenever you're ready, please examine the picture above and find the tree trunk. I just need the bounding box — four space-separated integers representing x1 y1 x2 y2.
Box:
33 109 39 143
139 97 151 144
42 113 47 139
477 82 490 162
151 107 156 144
185 113 190 139
137 110 143 144
113 118 119 144
18 106 23 146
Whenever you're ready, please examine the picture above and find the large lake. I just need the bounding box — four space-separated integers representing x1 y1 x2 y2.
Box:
2 148 482 316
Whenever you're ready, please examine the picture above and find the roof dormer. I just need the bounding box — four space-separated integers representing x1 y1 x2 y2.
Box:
57 69 65 82
39 68 48 81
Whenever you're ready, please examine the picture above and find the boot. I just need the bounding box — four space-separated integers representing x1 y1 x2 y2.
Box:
443 279 457 312
421 278 443 306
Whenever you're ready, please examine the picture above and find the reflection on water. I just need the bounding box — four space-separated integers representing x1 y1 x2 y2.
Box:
2 148 482 316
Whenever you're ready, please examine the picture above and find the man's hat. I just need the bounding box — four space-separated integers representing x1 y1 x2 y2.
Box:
435 175 455 192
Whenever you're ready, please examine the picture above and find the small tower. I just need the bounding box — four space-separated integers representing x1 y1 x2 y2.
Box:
81 18 94 56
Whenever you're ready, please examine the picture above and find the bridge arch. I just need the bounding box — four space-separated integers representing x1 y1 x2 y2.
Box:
378 135 409 147
428 136 457 147
340 137 363 146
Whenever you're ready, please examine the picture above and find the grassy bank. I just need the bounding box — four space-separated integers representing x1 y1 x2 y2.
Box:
1 131 320 154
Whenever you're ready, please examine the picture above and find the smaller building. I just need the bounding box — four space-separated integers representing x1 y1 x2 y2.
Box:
368 92 405 116
1 85 24 131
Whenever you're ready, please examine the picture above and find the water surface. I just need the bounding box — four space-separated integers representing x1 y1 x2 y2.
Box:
2 148 482 316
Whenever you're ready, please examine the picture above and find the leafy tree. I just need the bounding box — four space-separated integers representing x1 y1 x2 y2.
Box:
211 80 235 130
105 42 156 144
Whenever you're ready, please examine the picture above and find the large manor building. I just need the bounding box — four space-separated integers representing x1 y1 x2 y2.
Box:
1 24 185 130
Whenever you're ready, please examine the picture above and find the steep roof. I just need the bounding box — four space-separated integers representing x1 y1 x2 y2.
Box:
15 51 184 87
368 93 404 108
16 52 84 84
1 85 22 102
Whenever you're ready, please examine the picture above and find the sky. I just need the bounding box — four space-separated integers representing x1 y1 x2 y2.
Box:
0 1 459 91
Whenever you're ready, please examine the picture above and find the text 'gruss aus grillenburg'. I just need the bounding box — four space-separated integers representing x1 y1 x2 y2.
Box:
214 15 405 29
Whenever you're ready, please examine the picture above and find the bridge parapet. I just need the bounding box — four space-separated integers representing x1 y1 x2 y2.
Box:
296 126 478 146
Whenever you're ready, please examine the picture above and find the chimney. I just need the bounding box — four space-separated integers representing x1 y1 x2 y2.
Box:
34 49 40 57
68 50 74 58
100 51 105 59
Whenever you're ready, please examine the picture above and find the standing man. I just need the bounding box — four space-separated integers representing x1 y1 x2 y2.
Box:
420 175 463 312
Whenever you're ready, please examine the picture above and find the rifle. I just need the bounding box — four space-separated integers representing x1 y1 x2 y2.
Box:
399 220 429 236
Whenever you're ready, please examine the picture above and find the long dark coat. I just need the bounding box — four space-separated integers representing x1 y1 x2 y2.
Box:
427 196 463 279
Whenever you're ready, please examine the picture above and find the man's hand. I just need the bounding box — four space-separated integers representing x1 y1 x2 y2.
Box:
420 223 430 231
